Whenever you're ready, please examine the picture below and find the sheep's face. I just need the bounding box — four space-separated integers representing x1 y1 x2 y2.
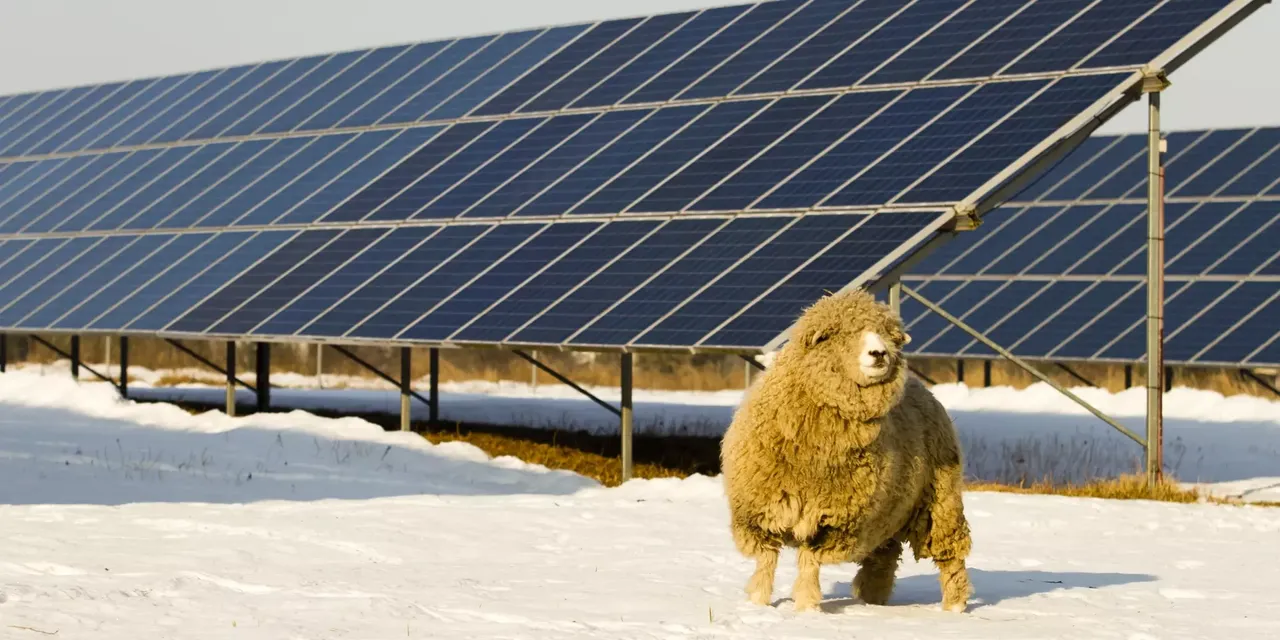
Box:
789 290 912 389
856 329 905 384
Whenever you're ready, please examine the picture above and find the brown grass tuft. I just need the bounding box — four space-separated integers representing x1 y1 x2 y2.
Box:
966 474 1212 504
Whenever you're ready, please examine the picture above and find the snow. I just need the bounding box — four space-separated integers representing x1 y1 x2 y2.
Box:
2 368 1280 638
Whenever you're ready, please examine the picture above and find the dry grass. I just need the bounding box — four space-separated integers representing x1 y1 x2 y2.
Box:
966 474 1211 504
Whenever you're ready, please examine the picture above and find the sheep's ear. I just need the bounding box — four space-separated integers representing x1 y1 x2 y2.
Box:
901 332 912 346
804 325 834 349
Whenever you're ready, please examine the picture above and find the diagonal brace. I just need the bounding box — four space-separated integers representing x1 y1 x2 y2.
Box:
166 339 257 393
900 285 1144 446
741 355 765 372
30 335 120 391
331 345 433 408
1057 363 1097 388
1241 369 1280 399
513 349 621 418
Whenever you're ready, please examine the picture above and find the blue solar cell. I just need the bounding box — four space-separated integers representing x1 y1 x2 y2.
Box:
625 1 798 105
17 234 171 328
1020 281 1139 357
1211 204 1280 275
0 92 62 144
1083 0 1233 70
401 222 600 340
899 279 966 347
0 155 107 233
679 1 847 101
0 236 100 316
704 211 945 348
630 95 832 214
0 238 35 272
258 47 407 134
517 105 705 217
1048 281 1151 359
62 76 179 152
127 231 293 332
0 238 67 290
635 214 864 347
1109 202 1212 275
1096 281 1196 361
211 227 390 335
1222 146 1280 196
385 31 541 123
0 161 79 228
167 230 339 333
1160 129 1248 194
122 68 251 146
830 80 1046 206
758 85 968 210
104 144 228 230
419 115 595 220
520 15 691 113
37 149 167 233
223 54 364 138
300 225 486 338
31 81 150 155
1044 204 1144 275
1169 202 1263 275
571 6 747 109
474 21 639 117
1165 281 1274 362
148 139 273 229
865 0 1028 86
65 147 200 232
1173 128 1280 197
0 86 95 156
190 137 316 228
932 205 1042 275
455 220 661 343
288 127 439 225
226 134 355 227
1041 135 1145 200
510 218 726 345
329 122 494 223
1006 1 1153 75
800 0 968 91
254 226 440 336
575 100 768 215
738 0 901 95
54 233 210 330
571 216 790 346
91 73 210 149
167 62 291 141
14 83 124 155
338 36 492 128
934 1 1087 80
379 118 543 221
347 224 540 339
958 280 1063 357
982 205 1076 274
1201 290 1280 364
1008 136 1112 202
469 110 648 219
904 73 1129 204
432 26 585 121
299 43 433 130
0 235 136 326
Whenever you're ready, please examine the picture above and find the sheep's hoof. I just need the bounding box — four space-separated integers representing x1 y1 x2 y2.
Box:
793 598 822 613
942 600 968 613
746 589 772 607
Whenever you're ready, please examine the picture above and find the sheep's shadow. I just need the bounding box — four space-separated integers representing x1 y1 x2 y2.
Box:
814 569 1155 612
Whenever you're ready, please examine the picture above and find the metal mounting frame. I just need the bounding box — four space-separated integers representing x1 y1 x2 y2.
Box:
28 334 124 395
330 344 431 432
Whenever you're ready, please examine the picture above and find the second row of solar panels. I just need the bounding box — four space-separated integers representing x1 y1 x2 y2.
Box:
0 211 946 350
0 0 1227 158
0 74 1124 233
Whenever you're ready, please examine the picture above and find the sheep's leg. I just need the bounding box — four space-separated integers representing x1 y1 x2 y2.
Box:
852 539 902 606
791 546 823 612
936 557 972 613
745 548 778 606
914 463 974 612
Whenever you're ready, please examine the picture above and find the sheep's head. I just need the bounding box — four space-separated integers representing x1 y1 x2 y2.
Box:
778 288 911 419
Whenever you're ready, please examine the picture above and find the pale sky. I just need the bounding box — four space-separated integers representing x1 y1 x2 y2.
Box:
1 0 1277 135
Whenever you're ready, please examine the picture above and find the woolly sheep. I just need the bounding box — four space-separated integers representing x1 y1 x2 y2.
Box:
720 288 973 613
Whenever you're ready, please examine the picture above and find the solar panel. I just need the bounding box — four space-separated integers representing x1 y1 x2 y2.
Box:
903 125 1280 368
0 0 1264 354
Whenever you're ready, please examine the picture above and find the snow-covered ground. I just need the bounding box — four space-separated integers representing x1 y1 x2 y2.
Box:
1 369 1279 639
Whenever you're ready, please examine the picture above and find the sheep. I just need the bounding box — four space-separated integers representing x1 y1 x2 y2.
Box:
720 288 973 613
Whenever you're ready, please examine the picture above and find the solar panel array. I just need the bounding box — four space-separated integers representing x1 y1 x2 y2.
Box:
903 125 1280 368
0 0 1255 354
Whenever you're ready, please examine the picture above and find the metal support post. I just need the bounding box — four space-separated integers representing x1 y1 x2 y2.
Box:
256 342 271 413
889 281 902 317
1124 365 1133 390
400 347 412 432
317 344 324 389
226 342 237 417
70 336 81 380
119 336 129 399
1144 72 1169 486
956 359 965 385
429 347 440 427
0 333 6 373
621 352 634 483
983 360 992 388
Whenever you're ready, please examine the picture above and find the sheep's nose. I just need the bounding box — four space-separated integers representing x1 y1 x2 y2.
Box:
869 350 888 359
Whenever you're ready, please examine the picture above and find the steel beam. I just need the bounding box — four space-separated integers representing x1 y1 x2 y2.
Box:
0 333 6 373
1144 72 1170 485
256 342 271 413
889 281 902 317
512 350 621 417
119 336 129 399
226 342 238 417
429 347 440 427
1057 363 1097 388
330 345 433 410
400 347 412 432
901 285 1144 446
983 360 992 388
29 335 116 389
70 336 80 380
1242 369 1280 399
621 352 634 483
